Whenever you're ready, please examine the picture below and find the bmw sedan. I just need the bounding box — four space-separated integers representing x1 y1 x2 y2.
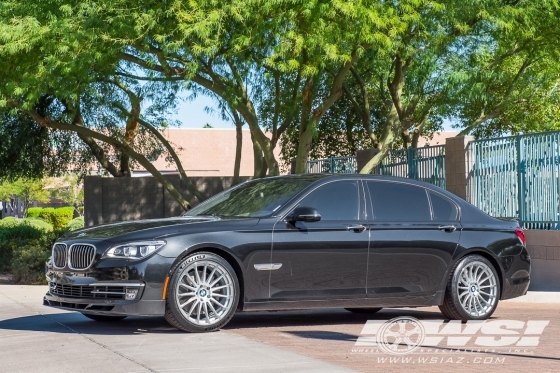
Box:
44 174 531 332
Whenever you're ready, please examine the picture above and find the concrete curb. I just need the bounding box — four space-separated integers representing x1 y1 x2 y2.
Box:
503 291 560 303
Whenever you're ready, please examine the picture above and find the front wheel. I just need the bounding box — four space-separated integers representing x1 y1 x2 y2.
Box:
439 254 500 320
164 252 240 332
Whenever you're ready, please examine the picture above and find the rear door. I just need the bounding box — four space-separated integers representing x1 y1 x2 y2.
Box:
365 180 461 301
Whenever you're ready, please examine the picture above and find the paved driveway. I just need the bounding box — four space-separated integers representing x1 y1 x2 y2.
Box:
0 285 353 373
1 285 559 372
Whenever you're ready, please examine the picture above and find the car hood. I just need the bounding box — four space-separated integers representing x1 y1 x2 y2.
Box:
60 216 246 241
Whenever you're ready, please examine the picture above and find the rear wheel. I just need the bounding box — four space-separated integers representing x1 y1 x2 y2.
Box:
345 308 382 314
439 254 500 320
82 314 127 322
164 252 240 333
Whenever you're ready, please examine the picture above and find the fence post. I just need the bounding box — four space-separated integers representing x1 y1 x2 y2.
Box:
445 136 475 200
407 147 417 179
516 135 525 226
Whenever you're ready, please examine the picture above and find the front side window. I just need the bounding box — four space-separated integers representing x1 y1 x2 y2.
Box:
367 181 431 222
297 181 360 221
183 178 318 218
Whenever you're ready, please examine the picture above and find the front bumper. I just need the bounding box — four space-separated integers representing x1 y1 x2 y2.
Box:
44 253 175 316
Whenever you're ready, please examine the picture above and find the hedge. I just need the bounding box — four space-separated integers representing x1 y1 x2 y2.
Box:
27 206 75 230
66 216 84 231
0 217 56 283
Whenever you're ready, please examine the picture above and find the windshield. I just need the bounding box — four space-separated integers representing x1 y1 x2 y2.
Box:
182 177 317 218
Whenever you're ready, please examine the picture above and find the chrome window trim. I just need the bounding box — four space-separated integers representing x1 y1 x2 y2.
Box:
68 243 96 270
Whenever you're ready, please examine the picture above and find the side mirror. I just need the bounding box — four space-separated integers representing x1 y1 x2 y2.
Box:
288 206 321 223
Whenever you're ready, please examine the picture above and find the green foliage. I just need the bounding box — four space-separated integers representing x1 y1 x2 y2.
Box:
10 240 51 284
47 174 84 214
36 207 74 230
66 216 84 231
0 218 56 278
22 218 53 232
0 178 50 217
26 207 42 218
0 216 18 228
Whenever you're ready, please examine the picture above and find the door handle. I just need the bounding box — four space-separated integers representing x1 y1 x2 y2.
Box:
347 224 366 233
438 225 456 232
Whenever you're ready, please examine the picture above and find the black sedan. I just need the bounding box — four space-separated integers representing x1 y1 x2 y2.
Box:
44 174 530 332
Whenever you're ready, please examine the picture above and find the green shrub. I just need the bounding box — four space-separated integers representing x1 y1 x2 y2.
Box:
0 216 18 228
36 206 74 230
10 239 51 284
66 216 84 231
26 207 42 218
0 219 56 275
22 218 53 232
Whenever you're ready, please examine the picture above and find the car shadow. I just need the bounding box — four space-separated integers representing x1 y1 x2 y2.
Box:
0 307 459 336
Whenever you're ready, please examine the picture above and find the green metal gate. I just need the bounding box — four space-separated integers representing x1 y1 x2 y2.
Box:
469 131 560 229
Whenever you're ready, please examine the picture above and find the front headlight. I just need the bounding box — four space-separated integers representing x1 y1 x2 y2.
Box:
104 241 166 259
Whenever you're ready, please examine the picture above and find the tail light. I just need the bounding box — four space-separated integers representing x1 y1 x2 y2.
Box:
515 227 526 246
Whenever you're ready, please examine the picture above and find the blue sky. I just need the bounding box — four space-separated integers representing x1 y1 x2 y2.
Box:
175 95 456 131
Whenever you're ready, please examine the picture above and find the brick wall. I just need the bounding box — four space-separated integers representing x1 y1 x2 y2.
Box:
524 230 560 291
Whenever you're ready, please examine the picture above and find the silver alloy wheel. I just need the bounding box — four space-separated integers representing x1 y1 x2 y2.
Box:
175 259 235 326
456 261 498 317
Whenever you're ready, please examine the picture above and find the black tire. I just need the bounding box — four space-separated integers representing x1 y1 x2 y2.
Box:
82 314 127 322
164 251 240 333
439 254 500 321
345 308 382 314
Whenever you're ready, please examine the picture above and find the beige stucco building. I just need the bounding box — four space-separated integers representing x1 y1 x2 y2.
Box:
131 128 457 177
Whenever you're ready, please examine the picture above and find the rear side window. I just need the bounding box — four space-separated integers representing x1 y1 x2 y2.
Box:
367 181 431 222
298 181 360 220
429 192 458 221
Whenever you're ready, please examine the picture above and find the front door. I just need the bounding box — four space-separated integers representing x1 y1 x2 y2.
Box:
269 180 369 300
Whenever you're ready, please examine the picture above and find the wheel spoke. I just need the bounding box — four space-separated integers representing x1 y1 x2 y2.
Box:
178 291 196 297
210 297 223 308
179 283 197 292
212 293 231 299
206 267 217 285
186 299 199 316
210 273 225 287
194 265 202 284
179 297 196 308
207 299 218 316
196 302 202 323
203 302 210 324
202 264 208 284
212 284 231 291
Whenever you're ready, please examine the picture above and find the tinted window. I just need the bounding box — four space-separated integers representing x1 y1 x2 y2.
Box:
430 192 458 221
183 177 318 218
367 181 431 222
297 181 359 220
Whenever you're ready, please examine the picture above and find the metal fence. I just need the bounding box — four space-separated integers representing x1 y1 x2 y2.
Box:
377 146 446 188
469 131 560 229
305 156 358 174
305 145 446 188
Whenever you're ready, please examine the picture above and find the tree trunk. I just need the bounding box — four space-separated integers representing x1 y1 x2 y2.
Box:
232 118 243 185
360 104 401 174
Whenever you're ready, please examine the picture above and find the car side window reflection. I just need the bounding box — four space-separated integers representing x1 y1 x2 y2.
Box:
297 181 359 221
367 181 431 222
430 192 458 221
